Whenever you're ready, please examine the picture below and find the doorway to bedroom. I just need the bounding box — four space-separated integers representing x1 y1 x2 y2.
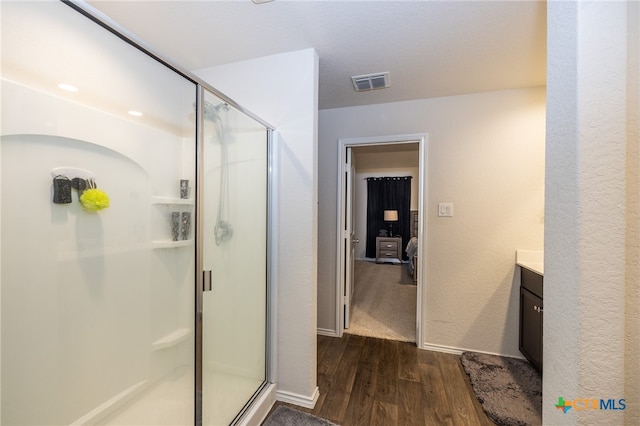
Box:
336 134 427 347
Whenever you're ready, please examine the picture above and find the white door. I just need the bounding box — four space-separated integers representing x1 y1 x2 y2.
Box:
344 147 357 328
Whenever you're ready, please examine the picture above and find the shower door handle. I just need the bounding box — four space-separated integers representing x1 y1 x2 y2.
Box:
203 270 212 292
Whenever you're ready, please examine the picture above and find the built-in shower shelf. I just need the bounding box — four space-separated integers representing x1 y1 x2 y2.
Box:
151 240 194 249
151 196 194 206
152 328 192 351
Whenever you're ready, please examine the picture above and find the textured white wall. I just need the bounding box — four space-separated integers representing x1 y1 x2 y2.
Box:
196 49 319 404
626 2 640 421
545 2 639 424
319 88 546 356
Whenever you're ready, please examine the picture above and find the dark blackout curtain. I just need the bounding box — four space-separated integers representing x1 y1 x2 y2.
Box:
365 176 412 260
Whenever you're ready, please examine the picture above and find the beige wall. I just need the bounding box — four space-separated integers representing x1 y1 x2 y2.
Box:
318 87 546 357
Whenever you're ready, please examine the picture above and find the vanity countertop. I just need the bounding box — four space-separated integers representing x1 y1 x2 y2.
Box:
516 250 544 275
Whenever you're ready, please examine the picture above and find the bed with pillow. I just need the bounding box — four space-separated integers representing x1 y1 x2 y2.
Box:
405 210 418 282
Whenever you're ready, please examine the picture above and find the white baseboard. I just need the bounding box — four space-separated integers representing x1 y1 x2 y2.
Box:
237 383 276 426
421 343 464 355
276 387 320 409
422 342 525 360
317 328 338 337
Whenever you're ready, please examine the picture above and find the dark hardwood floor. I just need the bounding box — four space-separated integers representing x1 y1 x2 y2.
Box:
269 334 495 426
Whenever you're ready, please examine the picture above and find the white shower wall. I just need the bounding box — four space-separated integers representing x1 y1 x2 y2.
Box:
1 79 195 425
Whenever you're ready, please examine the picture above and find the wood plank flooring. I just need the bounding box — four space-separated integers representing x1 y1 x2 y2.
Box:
268 334 495 426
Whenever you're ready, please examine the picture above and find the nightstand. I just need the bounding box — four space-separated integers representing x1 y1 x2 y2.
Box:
376 236 402 263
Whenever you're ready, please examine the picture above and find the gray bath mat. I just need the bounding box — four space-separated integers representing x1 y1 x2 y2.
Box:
461 351 542 426
262 405 338 426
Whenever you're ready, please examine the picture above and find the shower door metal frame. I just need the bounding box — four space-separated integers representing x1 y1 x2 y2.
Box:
195 87 205 425
62 2 276 425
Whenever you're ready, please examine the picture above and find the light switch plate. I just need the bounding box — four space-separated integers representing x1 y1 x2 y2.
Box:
438 202 453 217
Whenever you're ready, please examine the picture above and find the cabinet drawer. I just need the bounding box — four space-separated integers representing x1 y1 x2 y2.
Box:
379 249 398 258
521 268 543 298
379 241 398 251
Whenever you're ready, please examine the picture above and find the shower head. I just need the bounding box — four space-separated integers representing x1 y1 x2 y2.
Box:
202 101 229 121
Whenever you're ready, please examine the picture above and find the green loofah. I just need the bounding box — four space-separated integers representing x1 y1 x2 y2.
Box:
80 188 110 211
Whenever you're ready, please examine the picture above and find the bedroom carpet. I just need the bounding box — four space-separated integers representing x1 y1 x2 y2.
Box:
345 260 416 342
461 351 542 426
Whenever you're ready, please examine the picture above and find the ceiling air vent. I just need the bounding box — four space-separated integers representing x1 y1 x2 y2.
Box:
351 72 390 92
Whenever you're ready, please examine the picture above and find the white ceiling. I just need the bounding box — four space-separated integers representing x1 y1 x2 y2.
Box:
86 0 547 110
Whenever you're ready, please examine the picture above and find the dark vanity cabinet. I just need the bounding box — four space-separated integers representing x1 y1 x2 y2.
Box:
519 268 543 373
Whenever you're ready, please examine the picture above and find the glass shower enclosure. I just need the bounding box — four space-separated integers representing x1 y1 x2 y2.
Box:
1 1 270 425
198 89 268 426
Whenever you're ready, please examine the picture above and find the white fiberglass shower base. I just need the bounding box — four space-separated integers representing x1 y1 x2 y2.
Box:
96 368 262 426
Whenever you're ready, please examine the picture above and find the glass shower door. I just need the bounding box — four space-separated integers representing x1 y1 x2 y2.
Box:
200 90 268 425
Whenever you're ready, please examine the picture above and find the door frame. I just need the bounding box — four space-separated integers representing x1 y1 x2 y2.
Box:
335 133 428 348
343 147 356 329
